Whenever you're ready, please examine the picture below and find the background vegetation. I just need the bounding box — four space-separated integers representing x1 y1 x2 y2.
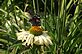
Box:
0 0 82 54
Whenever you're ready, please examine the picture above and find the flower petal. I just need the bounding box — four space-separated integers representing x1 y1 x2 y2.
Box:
45 36 53 45
34 36 39 45
41 35 49 46
27 34 34 46
38 36 44 45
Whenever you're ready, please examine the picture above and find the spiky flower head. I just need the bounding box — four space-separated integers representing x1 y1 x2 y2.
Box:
16 15 53 47
29 15 43 36
16 29 52 46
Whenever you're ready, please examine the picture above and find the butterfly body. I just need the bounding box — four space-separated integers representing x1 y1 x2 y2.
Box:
29 15 43 36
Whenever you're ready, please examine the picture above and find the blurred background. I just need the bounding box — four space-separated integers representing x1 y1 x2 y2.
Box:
0 0 82 54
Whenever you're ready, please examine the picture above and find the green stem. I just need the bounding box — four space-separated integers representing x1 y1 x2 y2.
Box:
36 0 39 14
33 0 36 14
51 0 53 15
24 0 28 12
44 0 47 30
40 46 44 54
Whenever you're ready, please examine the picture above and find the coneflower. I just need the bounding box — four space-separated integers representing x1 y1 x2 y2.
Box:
16 15 53 47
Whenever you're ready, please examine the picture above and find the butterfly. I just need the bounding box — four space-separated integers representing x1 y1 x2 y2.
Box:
29 15 41 26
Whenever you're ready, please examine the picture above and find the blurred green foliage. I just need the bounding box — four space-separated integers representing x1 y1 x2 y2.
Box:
0 0 82 54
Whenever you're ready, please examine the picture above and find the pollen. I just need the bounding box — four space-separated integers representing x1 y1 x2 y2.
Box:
29 26 43 36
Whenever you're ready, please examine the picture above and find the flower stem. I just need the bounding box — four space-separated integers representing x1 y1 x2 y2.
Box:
40 46 44 54
33 0 36 14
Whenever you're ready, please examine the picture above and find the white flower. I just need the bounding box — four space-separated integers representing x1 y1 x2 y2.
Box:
16 30 53 46
34 31 53 46
16 29 34 46
22 34 34 46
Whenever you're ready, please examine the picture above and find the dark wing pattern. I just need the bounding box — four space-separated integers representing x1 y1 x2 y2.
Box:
29 15 41 26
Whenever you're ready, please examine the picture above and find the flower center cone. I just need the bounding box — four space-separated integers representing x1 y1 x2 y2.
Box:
29 26 43 36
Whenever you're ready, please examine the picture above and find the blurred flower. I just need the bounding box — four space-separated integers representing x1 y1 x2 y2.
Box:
16 29 34 46
16 29 53 46
29 26 43 36
16 15 52 47
34 31 53 46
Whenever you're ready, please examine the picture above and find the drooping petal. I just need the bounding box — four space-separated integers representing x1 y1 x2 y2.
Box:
45 36 53 45
26 34 34 46
42 32 53 45
34 36 39 45
38 36 44 45
16 30 34 46
41 35 49 46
